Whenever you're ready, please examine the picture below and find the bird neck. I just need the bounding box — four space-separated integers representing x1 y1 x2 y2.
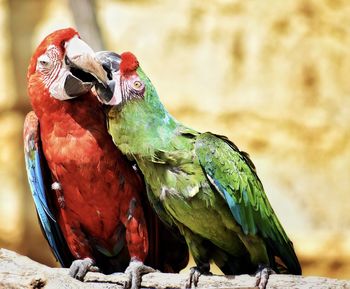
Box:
28 80 55 118
108 99 178 158
28 79 106 137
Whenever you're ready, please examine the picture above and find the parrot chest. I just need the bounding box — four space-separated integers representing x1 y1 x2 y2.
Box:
40 118 135 243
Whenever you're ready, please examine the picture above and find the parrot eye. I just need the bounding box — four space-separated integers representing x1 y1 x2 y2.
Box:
126 75 145 98
133 81 143 89
37 54 52 70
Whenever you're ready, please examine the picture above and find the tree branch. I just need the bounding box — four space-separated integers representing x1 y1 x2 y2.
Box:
68 0 105 51
0 248 349 289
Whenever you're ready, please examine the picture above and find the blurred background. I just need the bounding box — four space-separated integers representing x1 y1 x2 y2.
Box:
0 0 350 279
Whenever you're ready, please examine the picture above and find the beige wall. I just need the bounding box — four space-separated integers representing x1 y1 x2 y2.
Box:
0 0 349 278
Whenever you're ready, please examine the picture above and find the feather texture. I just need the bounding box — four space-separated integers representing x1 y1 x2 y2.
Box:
104 54 302 275
25 30 188 274
24 111 73 266
195 132 301 274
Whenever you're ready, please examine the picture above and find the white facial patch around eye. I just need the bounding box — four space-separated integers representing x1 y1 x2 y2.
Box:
38 45 62 89
37 54 51 70
37 45 60 71
128 74 144 91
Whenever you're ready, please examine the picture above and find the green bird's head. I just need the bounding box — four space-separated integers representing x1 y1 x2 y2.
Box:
94 51 156 107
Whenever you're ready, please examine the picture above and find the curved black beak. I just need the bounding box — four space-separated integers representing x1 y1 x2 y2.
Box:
94 51 121 103
64 74 94 97
95 51 121 75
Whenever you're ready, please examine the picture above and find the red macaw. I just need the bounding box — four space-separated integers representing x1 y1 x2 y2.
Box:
24 28 188 289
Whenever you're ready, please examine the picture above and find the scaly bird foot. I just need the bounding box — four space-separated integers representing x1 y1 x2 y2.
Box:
124 258 156 289
255 265 275 289
69 257 100 281
185 263 211 288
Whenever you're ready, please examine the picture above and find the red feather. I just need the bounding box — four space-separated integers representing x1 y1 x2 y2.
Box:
28 28 148 264
120 52 139 76
26 28 189 274
27 28 79 79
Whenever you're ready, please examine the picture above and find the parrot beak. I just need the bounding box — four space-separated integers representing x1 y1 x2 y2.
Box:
63 36 109 97
94 51 121 104
95 51 121 76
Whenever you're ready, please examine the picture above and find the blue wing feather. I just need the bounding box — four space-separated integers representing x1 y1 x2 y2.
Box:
24 111 73 267
26 150 55 221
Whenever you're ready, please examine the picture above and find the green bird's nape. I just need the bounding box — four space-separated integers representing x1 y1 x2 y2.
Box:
94 51 302 286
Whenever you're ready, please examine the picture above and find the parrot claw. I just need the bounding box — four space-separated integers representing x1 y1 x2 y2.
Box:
185 264 211 288
254 265 275 289
69 257 99 281
124 258 156 289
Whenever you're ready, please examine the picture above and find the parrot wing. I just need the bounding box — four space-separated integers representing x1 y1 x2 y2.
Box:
195 132 301 274
24 111 73 267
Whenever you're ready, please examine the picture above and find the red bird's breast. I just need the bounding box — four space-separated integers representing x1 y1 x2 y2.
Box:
39 93 143 256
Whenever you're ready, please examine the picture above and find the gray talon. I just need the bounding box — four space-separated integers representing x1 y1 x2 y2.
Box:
255 265 275 289
124 259 156 289
185 264 211 288
69 257 98 281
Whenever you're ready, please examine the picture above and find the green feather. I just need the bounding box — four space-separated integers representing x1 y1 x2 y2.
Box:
105 64 301 275
195 132 301 273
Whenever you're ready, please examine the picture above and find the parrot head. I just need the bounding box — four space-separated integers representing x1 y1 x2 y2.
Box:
94 51 152 106
27 28 109 115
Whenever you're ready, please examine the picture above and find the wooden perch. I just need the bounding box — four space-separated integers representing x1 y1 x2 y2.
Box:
0 248 349 289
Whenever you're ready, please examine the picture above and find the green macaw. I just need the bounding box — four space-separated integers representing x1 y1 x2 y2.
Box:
94 51 302 288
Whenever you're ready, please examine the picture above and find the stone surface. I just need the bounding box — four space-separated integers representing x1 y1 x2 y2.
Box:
1 249 349 289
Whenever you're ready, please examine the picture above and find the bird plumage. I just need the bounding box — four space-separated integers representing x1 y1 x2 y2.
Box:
96 51 302 276
24 29 188 276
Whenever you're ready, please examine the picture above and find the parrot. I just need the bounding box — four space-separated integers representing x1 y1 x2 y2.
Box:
92 51 302 289
24 28 189 289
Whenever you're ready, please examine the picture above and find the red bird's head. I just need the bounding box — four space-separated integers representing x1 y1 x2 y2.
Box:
27 28 108 116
